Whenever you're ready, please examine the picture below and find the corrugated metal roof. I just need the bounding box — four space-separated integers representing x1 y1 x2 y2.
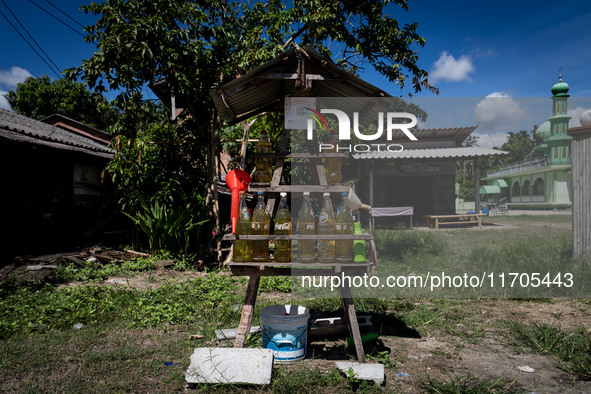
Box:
211 46 391 123
493 179 509 188
377 126 477 145
0 108 112 158
352 147 508 160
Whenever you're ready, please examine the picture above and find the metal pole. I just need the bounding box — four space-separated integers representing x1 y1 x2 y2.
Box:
369 161 374 229
474 158 480 214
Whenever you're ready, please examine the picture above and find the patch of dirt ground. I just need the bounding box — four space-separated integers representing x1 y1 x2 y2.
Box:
380 333 587 393
298 298 590 393
56 269 215 290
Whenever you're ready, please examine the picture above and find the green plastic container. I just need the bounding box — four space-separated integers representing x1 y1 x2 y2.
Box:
346 332 379 348
353 222 365 263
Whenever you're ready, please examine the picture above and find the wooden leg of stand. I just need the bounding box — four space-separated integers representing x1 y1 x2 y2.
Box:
234 275 260 348
339 283 366 362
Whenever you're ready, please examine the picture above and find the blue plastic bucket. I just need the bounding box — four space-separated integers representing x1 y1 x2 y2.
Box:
260 305 309 363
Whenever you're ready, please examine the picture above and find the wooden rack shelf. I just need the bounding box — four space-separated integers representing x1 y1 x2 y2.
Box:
226 126 371 362
248 184 351 193
224 234 374 241
225 261 368 277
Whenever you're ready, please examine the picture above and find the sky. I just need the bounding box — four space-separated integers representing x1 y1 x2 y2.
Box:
1 0 590 147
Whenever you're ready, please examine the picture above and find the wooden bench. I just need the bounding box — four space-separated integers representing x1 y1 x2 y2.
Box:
424 213 487 229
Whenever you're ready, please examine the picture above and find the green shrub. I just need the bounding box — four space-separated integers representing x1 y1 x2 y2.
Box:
259 277 292 293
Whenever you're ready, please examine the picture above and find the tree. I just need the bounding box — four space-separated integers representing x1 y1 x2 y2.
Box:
456 127 542 203
497 128 541 165
456 135 479 201
5 75 114 129
68 0 437 258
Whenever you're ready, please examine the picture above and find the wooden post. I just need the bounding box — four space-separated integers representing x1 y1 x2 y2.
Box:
338 281 366 362
234 275 261 348
369 161 374 229
474 158 480 214
567 125 591 258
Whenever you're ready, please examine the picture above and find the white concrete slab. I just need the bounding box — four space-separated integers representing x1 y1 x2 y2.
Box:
185 348 273 385
335 361 385 384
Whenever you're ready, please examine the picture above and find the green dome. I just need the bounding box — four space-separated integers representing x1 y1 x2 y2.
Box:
551 74 569 96
535 120 551 139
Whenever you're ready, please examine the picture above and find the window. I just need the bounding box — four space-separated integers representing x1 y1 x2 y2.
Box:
512 181 520 197
522 180 531 196
533 178 544 196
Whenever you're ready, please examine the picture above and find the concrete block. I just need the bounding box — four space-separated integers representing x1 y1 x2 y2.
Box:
215 326 260 340
309 315 372 337
185 348 273 385
335 361 384 385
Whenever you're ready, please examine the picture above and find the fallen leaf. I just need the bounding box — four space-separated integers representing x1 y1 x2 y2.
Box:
188 334 204 340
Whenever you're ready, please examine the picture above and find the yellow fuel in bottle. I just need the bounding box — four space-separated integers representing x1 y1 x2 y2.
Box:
296 192 315 262
251 191 270 261
324 130 342 184
233 191 252 262
254 130 272 183
336 192 354 262
273 192 291 262
317 193 336 263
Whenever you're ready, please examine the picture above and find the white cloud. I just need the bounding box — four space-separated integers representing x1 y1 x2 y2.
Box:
567 106 591 128
430 51 475 83
474 92 528 131
0 66 32 90
485 91 508 98
0 91 11 110
473 131 508 149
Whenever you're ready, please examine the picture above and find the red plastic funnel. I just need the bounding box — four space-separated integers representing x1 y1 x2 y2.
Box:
226 169 251 234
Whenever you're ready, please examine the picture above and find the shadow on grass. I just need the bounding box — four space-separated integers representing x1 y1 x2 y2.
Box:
306 310 420 361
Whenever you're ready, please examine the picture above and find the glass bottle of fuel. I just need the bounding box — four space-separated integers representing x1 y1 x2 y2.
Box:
251 191 270 261
296 192 315 262
233 191 252 262
335 192 354 262
273 192 291 262
317 192 336 263
254 130 272 183
324 130 342 184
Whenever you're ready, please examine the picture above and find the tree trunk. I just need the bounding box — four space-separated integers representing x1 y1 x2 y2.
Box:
206 120 222 264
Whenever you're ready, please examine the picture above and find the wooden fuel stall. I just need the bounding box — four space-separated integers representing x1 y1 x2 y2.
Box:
211 46 389 362
223 130 375 362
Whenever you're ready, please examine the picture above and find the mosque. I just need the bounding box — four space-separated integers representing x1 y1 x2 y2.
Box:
482 74 572 210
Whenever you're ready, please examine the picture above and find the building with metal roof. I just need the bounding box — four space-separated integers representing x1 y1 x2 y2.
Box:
0 108 112 159
0 108 114 260
350 126 507 225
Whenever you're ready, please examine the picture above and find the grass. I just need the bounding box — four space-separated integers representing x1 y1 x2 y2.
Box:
368 223 588 298
483 214 572 224
1 216 590 391
508 320 591 379
51 257 158 282
0 274 243 339
0 323 193 392
418 372 524 393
